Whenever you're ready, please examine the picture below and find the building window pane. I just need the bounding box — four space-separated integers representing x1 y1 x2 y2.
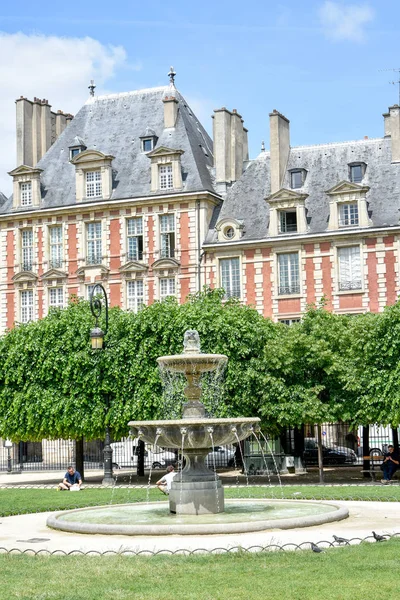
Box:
350 164 363 183
86 222 102 264
127 280 144 312
278 252 300 295
160 277 176 300
21 229 33 271
142 138 153 152
338 246 362 290
21 290 34 323
160 214 175 258
127 217 143 260
339 203 359 227
49 287 64 309
290 171 303 189
86 171 102 198
49 226 63 268
279 319 301 326
220 257 241 299
279 210 297 233
20 182 32 206
159 165 173 190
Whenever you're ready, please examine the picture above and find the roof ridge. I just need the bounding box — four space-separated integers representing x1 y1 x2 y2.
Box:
291 137 385 151
85 86 168 103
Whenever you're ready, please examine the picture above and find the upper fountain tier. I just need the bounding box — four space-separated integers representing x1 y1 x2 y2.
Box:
129 330 260 447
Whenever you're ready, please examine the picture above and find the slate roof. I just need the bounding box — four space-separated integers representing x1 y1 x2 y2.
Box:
206 136 400 244
0 85 215 214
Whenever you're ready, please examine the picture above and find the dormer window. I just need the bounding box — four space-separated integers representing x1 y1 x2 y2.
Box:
86 171 102 198
140 127 158 153
339 203 359 227
20 182 32 206
349 163 365 183
70 149 114 202
69 137 87 160
159 165 173 190
142 138 154 152
215 218 244 242
279 210 297 233
290 169 306 189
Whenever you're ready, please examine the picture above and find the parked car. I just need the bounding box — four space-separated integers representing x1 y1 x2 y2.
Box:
331 445 358 463
110 441 176 470
303 438 347 465
205 446 235 468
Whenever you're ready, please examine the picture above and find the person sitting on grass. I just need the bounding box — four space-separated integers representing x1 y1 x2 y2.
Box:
156 465 176 495
57 466 82 491
380 445 400 484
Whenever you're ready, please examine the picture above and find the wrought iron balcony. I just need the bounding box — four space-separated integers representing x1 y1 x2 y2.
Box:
338 280 362 291
86 255 103 266
278 284 301 295
49 259 63 269
21 262 33 272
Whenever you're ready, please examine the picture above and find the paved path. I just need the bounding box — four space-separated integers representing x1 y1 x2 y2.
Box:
1 501 399 554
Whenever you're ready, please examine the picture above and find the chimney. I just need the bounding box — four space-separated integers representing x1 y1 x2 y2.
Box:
15 95 73 167
269 109 290 194
212 107 247 191
163 95 179 128
385 105 400 163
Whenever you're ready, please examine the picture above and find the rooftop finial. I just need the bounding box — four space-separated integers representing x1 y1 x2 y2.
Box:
261 140 265 152
88 79 96 97
168 66 176 86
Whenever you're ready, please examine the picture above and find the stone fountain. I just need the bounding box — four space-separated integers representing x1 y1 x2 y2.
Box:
128 330 260 515
46 330 349 536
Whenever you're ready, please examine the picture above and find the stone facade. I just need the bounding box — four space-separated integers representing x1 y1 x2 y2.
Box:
1 78 400 333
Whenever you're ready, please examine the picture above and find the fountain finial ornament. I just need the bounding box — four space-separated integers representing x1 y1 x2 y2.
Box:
183 329 201 354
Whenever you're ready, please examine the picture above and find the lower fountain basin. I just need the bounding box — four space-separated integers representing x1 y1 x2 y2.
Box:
46 499 348 536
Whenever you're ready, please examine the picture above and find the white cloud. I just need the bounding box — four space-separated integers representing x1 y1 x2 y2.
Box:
319 1 374 42
0 32 128 194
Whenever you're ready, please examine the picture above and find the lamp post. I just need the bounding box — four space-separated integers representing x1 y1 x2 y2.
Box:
89 283 114 486
4 439 12 473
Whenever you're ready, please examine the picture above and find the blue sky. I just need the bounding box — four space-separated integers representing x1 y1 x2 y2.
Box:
0 0 400 192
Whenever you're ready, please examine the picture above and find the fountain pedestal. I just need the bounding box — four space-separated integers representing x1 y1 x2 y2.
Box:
169 448 224 514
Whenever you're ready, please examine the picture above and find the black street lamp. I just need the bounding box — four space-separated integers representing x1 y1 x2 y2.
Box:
89 283 114 486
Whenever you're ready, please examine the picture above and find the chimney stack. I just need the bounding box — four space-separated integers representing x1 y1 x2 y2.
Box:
16 96 73 167
269 109 290 194
163 94 179 128
212 107 247 192
384 105 400 163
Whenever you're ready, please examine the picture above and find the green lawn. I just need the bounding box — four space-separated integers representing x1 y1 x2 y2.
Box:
1 539 399 600
0 484 399 517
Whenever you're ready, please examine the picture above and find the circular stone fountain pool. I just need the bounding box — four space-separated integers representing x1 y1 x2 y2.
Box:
46 499 348 536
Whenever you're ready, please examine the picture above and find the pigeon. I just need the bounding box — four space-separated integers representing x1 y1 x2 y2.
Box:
311 542 324 553
333 535 349 545
372 531 386 542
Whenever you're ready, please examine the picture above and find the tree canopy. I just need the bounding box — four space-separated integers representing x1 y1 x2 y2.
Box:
1 289 400 443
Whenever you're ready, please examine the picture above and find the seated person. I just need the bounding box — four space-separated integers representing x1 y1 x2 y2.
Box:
156 465 176 495
380 445 400 483
58 466 82 491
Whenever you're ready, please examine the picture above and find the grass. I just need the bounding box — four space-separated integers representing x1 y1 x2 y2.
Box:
1 539 399 599
1 484 400 517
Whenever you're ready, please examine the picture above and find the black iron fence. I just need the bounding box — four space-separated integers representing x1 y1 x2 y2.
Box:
1 424 399 473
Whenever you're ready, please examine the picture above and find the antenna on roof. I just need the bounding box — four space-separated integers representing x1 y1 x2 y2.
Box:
379 68 400 105
88 79 96 97
168 66 176 86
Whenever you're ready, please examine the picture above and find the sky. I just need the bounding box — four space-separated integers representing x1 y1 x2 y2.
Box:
0 0 400 194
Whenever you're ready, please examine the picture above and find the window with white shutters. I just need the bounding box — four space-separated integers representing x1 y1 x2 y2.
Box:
21 229 33 271
278 253 300 295
86 222 102 264
160 214 175 258
49 226 63 268
20 290 34 323
49 287 64 309
127 217 143 260
338 246 362 290
220 258 241 299
127 280 144 312
160 277 176 300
